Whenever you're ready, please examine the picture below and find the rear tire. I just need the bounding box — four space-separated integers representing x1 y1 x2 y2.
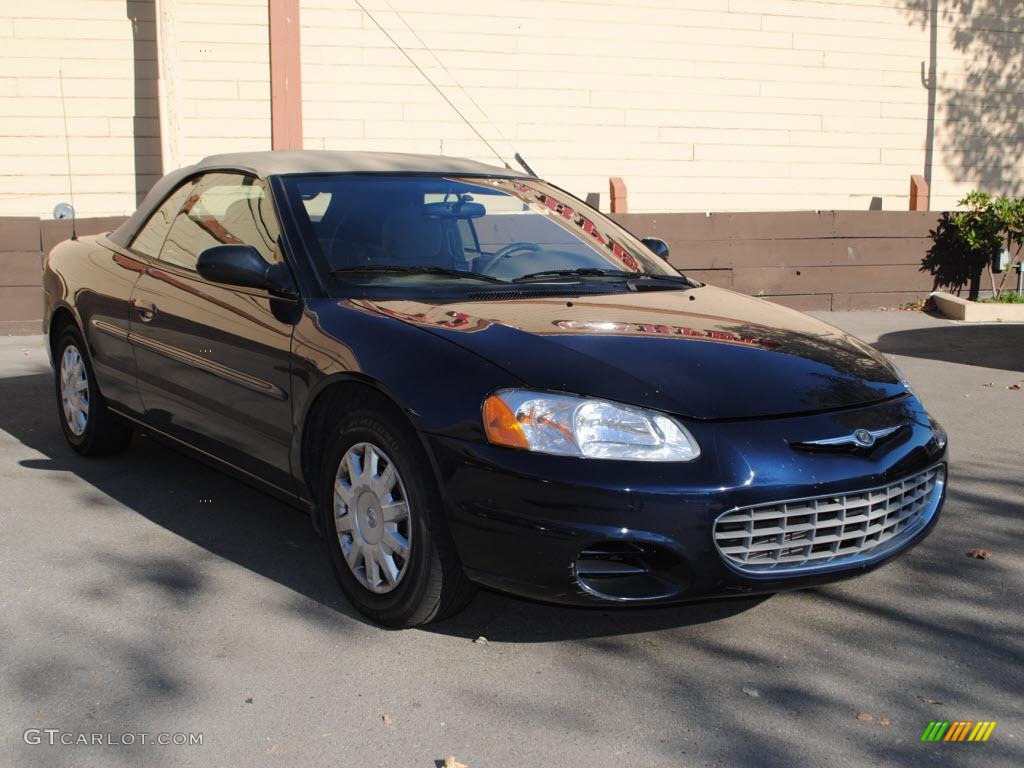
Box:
54 326 133 456
319 402 475 628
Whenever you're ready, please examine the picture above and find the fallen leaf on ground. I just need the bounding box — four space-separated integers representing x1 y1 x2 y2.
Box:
857 712 892 726
245 696 253 704
741 687 760 698
919 696 942 705
1009 383 1021 390
265 744 283 755
382 714 394 726
473 636 488 645
444 757 469 768
982 382 994 387
969 549 992 559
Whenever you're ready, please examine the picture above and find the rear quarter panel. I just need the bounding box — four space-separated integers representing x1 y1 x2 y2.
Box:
44 236 146 415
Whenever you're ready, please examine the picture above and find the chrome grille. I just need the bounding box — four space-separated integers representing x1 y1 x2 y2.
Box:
713 466 944 574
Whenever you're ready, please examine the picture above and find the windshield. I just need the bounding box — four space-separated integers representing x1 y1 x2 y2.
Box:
279 174 686 294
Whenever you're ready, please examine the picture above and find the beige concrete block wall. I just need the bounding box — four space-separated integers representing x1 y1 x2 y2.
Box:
302 0 1024 213
0 0 271 218
0 1 150 217
1 0 1021 217
176 0 271 161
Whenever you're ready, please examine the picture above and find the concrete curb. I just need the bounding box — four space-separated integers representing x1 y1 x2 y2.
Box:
930 291 1024 322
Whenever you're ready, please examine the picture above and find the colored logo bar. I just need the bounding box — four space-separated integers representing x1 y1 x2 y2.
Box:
921 721 997 742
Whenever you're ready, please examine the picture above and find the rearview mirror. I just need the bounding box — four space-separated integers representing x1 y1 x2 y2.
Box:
641 237 670 260
196 244 297 297
423 201 486 219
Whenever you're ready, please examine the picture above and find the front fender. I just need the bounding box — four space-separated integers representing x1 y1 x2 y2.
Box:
287 299 524 501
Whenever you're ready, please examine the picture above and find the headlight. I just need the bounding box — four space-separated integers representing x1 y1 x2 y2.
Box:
482 389 700 462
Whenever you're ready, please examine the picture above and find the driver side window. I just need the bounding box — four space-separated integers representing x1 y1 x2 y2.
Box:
159 173 281 271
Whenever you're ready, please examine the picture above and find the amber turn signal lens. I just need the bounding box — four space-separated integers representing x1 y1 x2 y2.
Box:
483 395 529 449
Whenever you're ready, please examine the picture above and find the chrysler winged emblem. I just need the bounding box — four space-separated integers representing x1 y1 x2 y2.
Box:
792 425 903 451
852 428 876 447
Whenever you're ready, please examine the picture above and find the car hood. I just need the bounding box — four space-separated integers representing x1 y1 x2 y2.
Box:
353 285 905 420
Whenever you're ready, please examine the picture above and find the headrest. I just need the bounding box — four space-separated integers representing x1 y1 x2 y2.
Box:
381 204 443 264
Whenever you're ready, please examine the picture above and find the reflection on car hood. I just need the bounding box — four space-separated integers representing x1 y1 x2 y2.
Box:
353 285 905 419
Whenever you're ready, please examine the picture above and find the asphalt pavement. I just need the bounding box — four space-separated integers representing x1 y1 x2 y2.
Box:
0 310 1021 767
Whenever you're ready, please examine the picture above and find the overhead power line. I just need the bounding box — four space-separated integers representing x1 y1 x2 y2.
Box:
351 0 510 168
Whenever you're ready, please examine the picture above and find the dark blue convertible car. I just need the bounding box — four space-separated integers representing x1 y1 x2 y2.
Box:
43 151 947 627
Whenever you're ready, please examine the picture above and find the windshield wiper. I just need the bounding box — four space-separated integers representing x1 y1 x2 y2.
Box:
513 268 641 282
513 268 694 287
330 265 504 283
625 273 695 290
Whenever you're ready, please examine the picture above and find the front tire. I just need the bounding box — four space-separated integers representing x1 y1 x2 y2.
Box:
319 404 474 628
54 327 132 456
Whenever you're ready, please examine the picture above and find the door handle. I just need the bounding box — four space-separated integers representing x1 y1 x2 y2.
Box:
132 299 158 322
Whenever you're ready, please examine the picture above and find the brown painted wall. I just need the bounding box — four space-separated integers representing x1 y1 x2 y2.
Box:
612 211 942 311
0 217 127 324
1 211 942 324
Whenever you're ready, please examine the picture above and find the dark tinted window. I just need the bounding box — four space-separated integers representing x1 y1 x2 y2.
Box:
160 173 281 271
282 175 676 283
130 179 196 258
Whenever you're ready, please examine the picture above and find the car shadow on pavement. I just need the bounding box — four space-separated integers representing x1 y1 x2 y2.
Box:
874 322 1024 372
429 590 768 642
1 371 763 641
2 372 358 619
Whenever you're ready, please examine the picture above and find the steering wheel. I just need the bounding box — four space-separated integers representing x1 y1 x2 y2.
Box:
493 241 541 260
475 242 541 275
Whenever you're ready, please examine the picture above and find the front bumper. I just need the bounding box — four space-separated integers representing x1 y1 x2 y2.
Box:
428 394 947 606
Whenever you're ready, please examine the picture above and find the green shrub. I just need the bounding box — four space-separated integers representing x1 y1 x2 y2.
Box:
924 192 1024 301
982 293 1024 304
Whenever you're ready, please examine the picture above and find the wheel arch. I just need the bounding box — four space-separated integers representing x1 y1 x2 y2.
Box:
296 374 448 536
47 303 84 362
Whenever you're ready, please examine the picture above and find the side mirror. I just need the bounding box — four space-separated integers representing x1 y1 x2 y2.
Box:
641 237 670 260
196 244 296 296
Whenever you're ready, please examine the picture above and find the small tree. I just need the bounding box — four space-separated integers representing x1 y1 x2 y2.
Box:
991 195 1024 295
923 192 1024 300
